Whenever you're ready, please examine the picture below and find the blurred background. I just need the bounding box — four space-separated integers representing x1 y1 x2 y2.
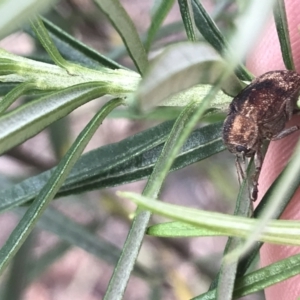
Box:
0 0 262 299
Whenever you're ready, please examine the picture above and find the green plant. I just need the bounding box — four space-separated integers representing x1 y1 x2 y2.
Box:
0 0 299 299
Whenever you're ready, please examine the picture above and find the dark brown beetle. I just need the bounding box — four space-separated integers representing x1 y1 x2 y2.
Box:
222 70 300 200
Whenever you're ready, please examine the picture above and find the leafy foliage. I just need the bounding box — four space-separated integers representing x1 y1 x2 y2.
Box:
0 0 297 299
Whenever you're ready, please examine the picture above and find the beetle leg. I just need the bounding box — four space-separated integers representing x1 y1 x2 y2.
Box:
286 93 300 118
251 150 263 201
235 155 245 185
272 125 299 140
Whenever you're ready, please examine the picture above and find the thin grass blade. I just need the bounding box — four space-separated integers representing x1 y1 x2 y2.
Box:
94 0 148 75
177 0 197 41
144 0 176 51
273 0 294 70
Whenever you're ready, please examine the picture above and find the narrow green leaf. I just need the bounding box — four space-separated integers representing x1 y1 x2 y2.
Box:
234 252 300 298
191 0 225 53
144 0 176 51
178 0 197 41
0 119 175 210
40 16 125 70
30 17 76 73
0 82 38 114
31 17 126 75
193 251 300 299
108 21 185 62
147 221 224 237
0 82 108 155
273 0 294 70
0 97 123 275
94 0 148 75
103 96 208 300
2 233 34 300
0 121 224 212
136 42 245 111
191 0 252 81
210 163 254 291
118 191 300 246
0 0 57 39
161 84 232 110
215 178 252 299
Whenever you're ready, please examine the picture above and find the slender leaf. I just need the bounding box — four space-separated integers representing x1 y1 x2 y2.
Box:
0 82 109 155
209 162 254 291
0 0 57 39
147 221 224 237
29 18 129 75
0 82 38 114
215 178 251 299
273 0 294 70
191 0 225 53
108 21 185 62
161 84 232 110
94 0 148 75
191 0 252 81
118 191 300 246
178 0 197 41
144 0 176 51
40 16 125 70
103 95 212 300
192 251 300 299
234 252 300 298
2 233 34 300
0 121 224 212
0 98 123 275
136 42 245 111
30 17 78 73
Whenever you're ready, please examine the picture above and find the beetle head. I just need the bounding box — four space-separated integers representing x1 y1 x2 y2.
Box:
222 114 259 157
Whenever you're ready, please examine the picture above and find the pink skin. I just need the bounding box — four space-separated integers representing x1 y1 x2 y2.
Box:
246 0 300 299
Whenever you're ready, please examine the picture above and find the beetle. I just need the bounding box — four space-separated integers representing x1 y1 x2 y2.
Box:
222 70 300 200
